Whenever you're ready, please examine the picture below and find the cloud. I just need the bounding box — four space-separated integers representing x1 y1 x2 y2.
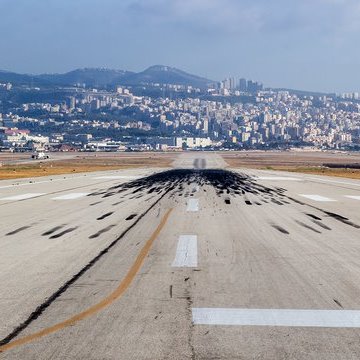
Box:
125 0 264 33
1 0 360 90
124 0 360 37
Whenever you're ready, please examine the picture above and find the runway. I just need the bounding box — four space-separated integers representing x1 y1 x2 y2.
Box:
1 152 360 359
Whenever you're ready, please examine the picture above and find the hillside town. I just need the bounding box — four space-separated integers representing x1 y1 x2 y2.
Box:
1 74 360 153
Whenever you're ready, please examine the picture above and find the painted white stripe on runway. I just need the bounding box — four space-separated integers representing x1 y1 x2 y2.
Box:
0 173 136 189
192 308 360 328
0 193 45 200
52 192 90 200
257 176 300 181
187 198 199 212
172 235 198 267
94 176 138 180
308 177 360 187
299 194 336 202
345 195 360 201
0 176 88 189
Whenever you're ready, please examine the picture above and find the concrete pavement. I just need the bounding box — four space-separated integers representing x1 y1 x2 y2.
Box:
1 153 360 359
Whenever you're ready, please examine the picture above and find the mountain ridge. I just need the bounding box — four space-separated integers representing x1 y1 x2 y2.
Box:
0 65 215 88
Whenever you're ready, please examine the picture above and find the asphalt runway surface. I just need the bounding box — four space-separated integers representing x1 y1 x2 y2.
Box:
1 153 360 359
0 152 79 165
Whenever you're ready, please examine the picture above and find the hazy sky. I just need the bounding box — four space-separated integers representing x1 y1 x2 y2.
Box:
0 0 360 92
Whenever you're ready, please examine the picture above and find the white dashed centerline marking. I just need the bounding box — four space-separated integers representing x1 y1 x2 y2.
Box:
172 235 198 267
299 194 336 202
187 198 199 212
0 193 45 201
52 193 90 200
345 195 360 201
192 308 360 328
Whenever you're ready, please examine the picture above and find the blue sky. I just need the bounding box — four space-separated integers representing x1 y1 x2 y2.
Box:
0 0 360 92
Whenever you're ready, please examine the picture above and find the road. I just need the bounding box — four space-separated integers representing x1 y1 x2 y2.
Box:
1 152 360 359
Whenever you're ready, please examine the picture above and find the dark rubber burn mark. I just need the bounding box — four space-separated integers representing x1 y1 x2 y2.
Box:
287 196 360 229
97 212 114 221
89 169 290 207
333 299 343 308
6 226 31 236
50 227 78 239
42 226 63 236
0 187 170 347
306 213 322 221
288 196 306 205
311 220 331 230
271 199 283 205
295 220 321 234
324 211 360 229
125 214 137 221
90 201 102 206
89 225 116 239
271 224 289 234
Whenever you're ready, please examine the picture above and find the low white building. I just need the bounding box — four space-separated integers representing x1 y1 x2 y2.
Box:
175 137 212 149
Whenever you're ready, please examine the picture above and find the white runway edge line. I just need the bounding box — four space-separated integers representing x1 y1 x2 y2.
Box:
0 175 91 189
52 193 90 200
257 176 300 181
299 194 336 202
172 235 198 267
187 198 199 212
94 176 139 180
192 308 360 328
0 193 45 201
345 195 360 201
309 177 360 188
